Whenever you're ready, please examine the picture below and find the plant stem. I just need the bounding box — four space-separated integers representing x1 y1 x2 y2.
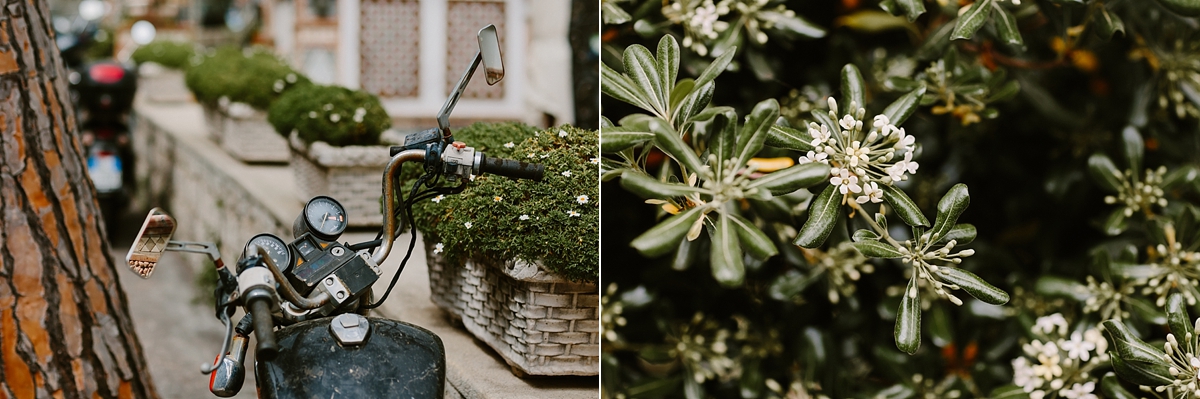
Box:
847 199 904 249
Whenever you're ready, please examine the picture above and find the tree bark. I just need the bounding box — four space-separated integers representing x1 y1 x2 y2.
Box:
0 0 159 398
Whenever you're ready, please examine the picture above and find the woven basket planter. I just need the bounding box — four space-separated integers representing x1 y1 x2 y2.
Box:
219 103 290 164
288 132 391 227
425 240 599 377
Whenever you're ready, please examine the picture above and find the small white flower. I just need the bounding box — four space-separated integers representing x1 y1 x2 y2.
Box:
353 113 364 123
432 195 445 203
845 141 870 167
558 130 568 137
528 153 536 158
1033 313 1069 336
285 73 297 83
469 174 477 181
308 111 318 118
839 114 857 131
1059 382 1096 399
568 210 581 217
562 170 573 177
590 158 600 164
354 107 366 116
273 80 285 93
1083 329 1107 354
504 142 515 148
433 243 444 254
330 113 341 123
808 124 831 147
894 127 915 151
829 168 862 195
1060 332 1096 361
494 196 503 202
873 114 891 129
323 103 334 111
798 150 827 164
519 214 530 221
901 151 919 174
464 222 473 228
577 195 589 204
856 182 883 204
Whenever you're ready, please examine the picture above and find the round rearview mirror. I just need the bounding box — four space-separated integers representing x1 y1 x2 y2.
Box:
131 20 156 45
78 0 106 21
477 25 503 86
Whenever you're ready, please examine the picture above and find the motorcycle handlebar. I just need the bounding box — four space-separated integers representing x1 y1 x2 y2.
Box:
247 296 278 361
479 155 544 181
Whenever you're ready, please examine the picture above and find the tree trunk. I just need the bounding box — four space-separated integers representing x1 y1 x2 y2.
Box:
0 1 159 398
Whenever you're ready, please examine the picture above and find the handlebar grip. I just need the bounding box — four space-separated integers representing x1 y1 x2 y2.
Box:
479 155 545 181
247 296 278 361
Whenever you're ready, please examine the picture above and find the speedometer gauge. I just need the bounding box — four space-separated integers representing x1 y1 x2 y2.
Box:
243 233 292 269
293 196 347 241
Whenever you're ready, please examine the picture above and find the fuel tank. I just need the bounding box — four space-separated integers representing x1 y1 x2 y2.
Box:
255 316 445 398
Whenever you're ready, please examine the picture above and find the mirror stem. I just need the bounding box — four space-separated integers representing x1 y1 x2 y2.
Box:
436 51 482 141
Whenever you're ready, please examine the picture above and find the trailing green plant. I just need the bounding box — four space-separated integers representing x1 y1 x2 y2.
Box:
409 123 599 282
602 0 1200 398
266 84 391 146
131 40 196 70
184 46 309 110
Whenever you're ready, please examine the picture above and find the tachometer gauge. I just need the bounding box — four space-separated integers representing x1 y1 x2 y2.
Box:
243 233 293 269
294 196 347 241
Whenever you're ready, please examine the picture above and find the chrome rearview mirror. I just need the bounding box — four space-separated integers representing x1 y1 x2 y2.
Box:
127 208 176 278
478 25 503 86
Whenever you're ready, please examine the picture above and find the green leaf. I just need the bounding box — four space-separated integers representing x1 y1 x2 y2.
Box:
895 276 922 354
1162 165 1198 190
729 214 777 260
951 0 994 41
631 206 706 257
1167 293 1193 337
657 35 679 110
600 1 632 25
989 384 1030 399
1088 154 1123 192
988 80 1021 102
736 99 781 166
708 110 738 175
935 224 977 245
693 48 736 90
794 185 844 248
1127 297 1166 325
1103 208 1128 236
674 82 714 127
1102 320 1173 386
769 269 819 300
929 184 970 241
668 79 695 113
936 267 1009 305
1152 0 1200 17
881 185 930 227
759 11 826 38
1100 372 1138 399
897 0 926 21
1093 6 1125 40
624 43 667 115
840 64 867 111
916 21 955 60
1034 276 1089 301
879 0 899 15
1122 126 1144 176
650 120 706 175
991 3 1024 47
601 63 655 112
619 171 700 199
671 233 700 271
747 163 831 196
711 213 746 286
853 240 904 258
853 229 880 242
765 124 816 152
600 127 654 153
928 305 953 347
882 86 927 126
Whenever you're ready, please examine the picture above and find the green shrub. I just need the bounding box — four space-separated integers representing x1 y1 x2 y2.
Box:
131 41 195 70
184 46 309 110
410 123 599 282
267 84 391 146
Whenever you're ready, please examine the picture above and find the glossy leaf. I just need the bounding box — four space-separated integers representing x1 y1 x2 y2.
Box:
600 128 653 153
896 0 926 21
935 224 977 245
1162 165 1198 190
853 240 904 258
1152 0 1200 17
708 110 738 175
1093 6 1125 40
619 171 700 199
759 10 826 38
601 63 655 112
988 80 1021 102
674 81 715 128
794 185 844 248
769 269 819 300
881 185 930 227
1103 208 1128 236
656 36 679 110
937 267 1009 305
1166 293 1193 337
991 3 1024 47
730 214 778 260
711 213 746 286
600 1 631 24
631 206 706 257
951 0 993 40
765 125 816 152
650 120 706 175
916 21 955 60
853 229 880 242
989 384 1030 399
840 64 866 112
671 233 699 271
623 44 667 115
879 0 899 15
1100 372 1138 399
930 184 970 241
895 276 922 354
1101 320 1173 386
1122 126 1144 176
1034 276 1089 301
736 100 781 166
693 48 737 90
1088 154 1123 192
747 163 831 196
1127 297 1166 325
882 86 926 126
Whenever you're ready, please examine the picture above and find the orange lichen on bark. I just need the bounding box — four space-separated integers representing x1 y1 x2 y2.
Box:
3 309 37 399
117 381 132 399
84 280 109 318
57 274 82 357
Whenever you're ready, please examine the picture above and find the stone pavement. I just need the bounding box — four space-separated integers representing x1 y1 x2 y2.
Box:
121 85 597 398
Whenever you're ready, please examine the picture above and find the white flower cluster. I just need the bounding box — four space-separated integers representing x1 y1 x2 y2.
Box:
899 238 977 306
1011 314 1107 399
1135 223 1200 307
809 242 874 304
1158 319 1200 397
663 0 732 56
733 0 794 44
1104 166 1169 216
1081 275 1133 322
798 97 919 204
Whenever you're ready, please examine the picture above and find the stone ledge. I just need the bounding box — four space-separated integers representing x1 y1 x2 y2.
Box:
132 97 597 399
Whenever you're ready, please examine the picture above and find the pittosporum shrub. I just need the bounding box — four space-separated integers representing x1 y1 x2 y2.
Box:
131 41 195 70
267 84 391 146
184 46 309 110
